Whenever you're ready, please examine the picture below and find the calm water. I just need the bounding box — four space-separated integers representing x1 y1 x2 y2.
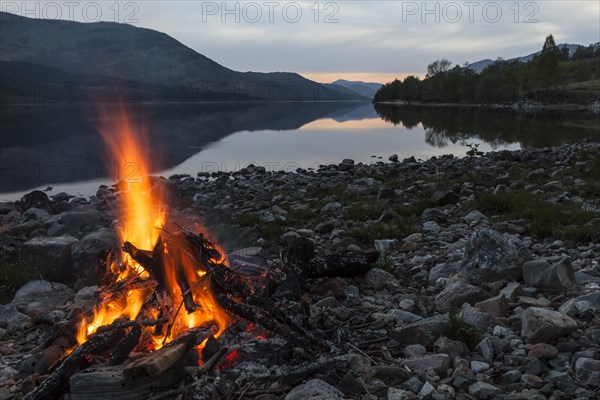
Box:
1 102 598 201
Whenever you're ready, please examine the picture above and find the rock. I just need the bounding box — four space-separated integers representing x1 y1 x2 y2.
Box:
459 228 531 285
457 304 503 332
387 388 416 400
23 236 79 282
420 208 448 223
314 220 340 234
434 279 490 312
285 379 344 400
468 382 502 399
321 202 344 218
474 294 510 318
72 228 119 277
464 210 487 224
368 365 412 385
20 190 52 211
59 211 103 232
527 343 558 359
574 358 600 388
522 256 576 290
470 360 490 373
434 336 469 357
390 314 450 347
521 307 577 343
423 221 441 233
402 376 424 394
432 190 460 206
559 291 600 316
501 370 522 384
389 154 399 163
22 207 51 222
417 381 437 399
428 262 459 282
347 354 371 373
374 239 398 257
346 244 362 253
404 344 426 358
499 282 522 302
527 168 545 181
364 268 398 290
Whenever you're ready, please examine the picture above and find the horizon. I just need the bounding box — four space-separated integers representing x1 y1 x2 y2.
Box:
1 1 598 84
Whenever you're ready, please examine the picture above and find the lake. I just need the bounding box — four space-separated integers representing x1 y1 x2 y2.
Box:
1 102 598 201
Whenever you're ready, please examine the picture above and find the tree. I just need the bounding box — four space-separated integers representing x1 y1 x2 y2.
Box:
542 34 556 53
426 59 452 78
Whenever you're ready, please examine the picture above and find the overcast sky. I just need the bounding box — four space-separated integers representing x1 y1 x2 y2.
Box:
8 1 600 83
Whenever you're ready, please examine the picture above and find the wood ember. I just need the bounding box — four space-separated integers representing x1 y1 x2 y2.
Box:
20 228 379 399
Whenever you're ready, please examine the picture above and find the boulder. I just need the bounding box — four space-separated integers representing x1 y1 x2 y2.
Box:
72 228 119 277
522 256 576 290
403 354 449 375
468 382 502 400
459 227 531 284
521 307 577 343
574 357 600 388
475 294 510 318
23 235 79 282
20 190 52 212
434 279 490 312
390 314 450 347
457 304 503 332
464 210 487 224
285 379 344 400
364 268 398 290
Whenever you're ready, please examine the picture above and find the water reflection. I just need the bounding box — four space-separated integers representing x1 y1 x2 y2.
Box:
1 102 598 200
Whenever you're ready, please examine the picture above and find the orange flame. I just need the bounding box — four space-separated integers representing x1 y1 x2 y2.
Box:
76 106 232 350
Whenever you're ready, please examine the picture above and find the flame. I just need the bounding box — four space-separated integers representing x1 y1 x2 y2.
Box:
76 106 232 350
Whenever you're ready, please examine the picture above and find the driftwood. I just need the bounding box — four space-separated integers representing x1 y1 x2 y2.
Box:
24 327 126 400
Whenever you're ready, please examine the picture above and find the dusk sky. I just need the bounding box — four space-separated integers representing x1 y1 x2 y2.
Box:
7 1 600 83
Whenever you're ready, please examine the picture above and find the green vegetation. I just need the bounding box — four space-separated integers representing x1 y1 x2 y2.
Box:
0 262 40 304
475 191 600 242
375 36 600 104
449 313 484 350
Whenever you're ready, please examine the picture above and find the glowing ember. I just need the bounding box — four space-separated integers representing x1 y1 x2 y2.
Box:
76 106 232 352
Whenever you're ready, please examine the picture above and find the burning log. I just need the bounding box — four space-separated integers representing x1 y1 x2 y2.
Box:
24 326 127 400
123 338 195 379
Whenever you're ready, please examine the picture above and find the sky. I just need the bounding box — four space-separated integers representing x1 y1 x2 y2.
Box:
5 1 599 83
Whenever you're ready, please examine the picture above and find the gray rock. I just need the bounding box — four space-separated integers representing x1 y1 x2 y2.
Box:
347 354 371 373
390 314 450 347
285 379 344 400
423 221 441 233
321 202 344 218
402 376 424 394
523 256 576 290
72 228 119 277
417 381 437 399
459 227 531 285
527 168 546 181
364 268 398 290
559 291 600 316
387 388 416 400
428 262 459 282
404 344 426 358
59 211 103 232
470 360 490 373
420 208 448 223
468 382 502 399
574 358 600 388
474 294 510 318
457 304 503 332
23 236 79 282
464 210 487 224
432 191 460 206
521 307 577 343
433 336 469 357
374 239 398 257
434 279 490 312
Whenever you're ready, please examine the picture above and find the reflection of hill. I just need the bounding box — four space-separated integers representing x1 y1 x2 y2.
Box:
374 104 600 148
0 102 368 192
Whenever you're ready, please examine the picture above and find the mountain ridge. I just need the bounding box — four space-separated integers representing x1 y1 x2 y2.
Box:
0 11 367 101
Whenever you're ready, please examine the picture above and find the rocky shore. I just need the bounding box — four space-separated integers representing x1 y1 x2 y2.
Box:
1 141 599 399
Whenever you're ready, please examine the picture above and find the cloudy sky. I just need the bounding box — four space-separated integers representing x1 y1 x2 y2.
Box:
8 1 600 83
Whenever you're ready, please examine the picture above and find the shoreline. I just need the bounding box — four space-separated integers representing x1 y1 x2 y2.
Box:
376 100 600 113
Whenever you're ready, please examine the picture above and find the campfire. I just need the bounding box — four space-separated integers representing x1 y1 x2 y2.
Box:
23 107 378 400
